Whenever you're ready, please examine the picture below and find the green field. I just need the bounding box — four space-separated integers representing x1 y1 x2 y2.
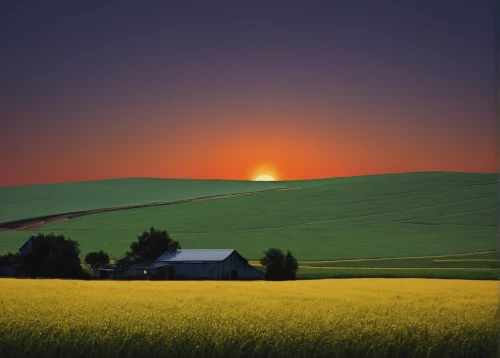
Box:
298 251 500 268
0 177 290 224
295 267 500 280
250 251 500 280
0 172 498 279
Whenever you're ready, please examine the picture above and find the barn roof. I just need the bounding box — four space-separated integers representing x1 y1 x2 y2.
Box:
128 262 172 269
156 249 236 262
19 235 38 250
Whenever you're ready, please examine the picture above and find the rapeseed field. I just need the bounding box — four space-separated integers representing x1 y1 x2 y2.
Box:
0 278 498 357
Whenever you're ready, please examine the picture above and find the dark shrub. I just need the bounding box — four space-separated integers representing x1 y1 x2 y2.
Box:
260 248 299 281
20 233 82 278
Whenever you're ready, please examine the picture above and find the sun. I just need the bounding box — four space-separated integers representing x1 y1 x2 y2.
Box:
251 164 279 181
254 174 275 181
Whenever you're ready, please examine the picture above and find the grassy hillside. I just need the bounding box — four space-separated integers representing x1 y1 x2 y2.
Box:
0 177 290 224
0 172 496 262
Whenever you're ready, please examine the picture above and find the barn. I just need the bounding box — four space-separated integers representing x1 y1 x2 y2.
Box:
98 249 265 280
19 235 40 258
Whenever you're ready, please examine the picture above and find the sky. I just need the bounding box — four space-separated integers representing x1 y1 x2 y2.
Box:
0 1 497 186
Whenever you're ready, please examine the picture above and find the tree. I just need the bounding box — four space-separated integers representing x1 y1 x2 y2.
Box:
20 233 82 278
115 255 133 268
0 252 19 267
260 248 299 281
283 251 299 280
117 227 180 266
85 250 110 274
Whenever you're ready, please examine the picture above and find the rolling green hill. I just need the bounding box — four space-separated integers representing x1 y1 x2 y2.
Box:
0 178 290 224
0 172 496 264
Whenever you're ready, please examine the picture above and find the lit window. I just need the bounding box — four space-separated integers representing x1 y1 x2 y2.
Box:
143 270 147 275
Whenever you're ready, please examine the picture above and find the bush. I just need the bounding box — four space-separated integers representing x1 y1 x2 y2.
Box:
85 250 110 273
260 248 299 281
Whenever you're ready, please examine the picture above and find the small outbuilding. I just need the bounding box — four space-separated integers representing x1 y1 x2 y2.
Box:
98 249 264 280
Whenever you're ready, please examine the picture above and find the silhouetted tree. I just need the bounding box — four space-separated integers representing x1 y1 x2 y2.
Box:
115 255 133 268
117 227 180 266
85 250 110 274
284 250 299 280
260 248 299 281
20 233 82 278
0 252 19 266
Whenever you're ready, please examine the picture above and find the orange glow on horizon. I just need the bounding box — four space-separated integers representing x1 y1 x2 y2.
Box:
0 104 497 187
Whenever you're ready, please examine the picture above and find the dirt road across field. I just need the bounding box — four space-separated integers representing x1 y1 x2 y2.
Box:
0 187 299 232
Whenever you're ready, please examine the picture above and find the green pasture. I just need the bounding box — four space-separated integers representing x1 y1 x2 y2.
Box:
0 172 496 266
295 267 500 280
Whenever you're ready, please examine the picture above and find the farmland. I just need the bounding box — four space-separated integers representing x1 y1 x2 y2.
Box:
0 177 290 224
0 173 498 355
0 278 498 357
0 172 497 279
0 172 496 258
251 251 500 280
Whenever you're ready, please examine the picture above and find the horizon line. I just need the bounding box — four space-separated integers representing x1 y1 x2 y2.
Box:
0 170 497 189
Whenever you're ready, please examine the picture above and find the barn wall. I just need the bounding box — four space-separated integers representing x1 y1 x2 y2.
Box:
0 265 16 277
171 262 225 280
108 269 133 279
229 253 265 280
237 263 265 280
19 240 33 258
148 265 172 280
98 268 150 280
169 254 264 280
132 268 149 279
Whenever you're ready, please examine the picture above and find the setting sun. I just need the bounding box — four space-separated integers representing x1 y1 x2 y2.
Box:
254 174 275 181
251 164 279 182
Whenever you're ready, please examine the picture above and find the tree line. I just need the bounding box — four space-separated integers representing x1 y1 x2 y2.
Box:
0 227 298 280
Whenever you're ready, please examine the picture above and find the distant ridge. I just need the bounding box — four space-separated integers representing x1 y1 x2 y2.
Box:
1 170 495 188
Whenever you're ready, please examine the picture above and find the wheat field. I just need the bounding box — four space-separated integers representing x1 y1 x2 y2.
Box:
0 278 498 357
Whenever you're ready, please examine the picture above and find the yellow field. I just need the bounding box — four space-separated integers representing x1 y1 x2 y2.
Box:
0 279 498 357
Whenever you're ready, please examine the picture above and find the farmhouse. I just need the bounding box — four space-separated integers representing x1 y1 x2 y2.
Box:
98 249 265 280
